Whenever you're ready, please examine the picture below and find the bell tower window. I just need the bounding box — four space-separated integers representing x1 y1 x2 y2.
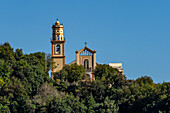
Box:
56 44 60 54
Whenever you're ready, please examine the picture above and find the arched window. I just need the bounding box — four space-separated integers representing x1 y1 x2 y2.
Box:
84 59 89 69
56 44 60 54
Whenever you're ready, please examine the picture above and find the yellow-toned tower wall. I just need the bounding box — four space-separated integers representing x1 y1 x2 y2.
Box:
51 19 65 79
52 58 65 72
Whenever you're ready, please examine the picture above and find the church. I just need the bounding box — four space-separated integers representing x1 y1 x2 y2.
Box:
51 19 123 80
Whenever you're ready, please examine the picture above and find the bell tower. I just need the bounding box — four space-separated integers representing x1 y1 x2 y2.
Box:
51 18 65 79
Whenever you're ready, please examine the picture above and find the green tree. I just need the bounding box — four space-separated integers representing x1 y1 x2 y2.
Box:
0 76 29 113
0 42 15 63
94 97 119 113
0 104 10 113
55 64 86 83
94 64 125 87
33 82 59 112
135 76 154 86
15 48 23 61
49 94 87 113
0 79 5 87
12 53 50 97
0 59 13 83
84 93 96 113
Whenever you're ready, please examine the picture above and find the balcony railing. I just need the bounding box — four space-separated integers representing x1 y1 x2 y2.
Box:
85 68 92 72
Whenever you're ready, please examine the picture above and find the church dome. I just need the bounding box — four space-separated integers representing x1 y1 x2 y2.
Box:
56 21 60 25
55 18 60 25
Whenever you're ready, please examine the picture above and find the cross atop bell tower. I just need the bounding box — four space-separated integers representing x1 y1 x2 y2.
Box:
51 18 65 79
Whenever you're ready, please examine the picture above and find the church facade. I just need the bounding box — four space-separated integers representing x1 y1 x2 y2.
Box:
68 43 97 80
51 19 123 79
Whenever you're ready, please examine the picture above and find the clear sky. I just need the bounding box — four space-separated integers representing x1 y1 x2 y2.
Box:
0 0 170 83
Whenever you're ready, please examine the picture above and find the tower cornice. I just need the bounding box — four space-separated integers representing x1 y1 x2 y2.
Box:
51 40 65 43
51 56 65 58
52 26 64 28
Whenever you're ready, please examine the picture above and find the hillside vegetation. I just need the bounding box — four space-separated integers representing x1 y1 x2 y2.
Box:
0 42 169 113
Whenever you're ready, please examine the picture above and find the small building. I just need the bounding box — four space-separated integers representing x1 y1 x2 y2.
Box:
109 63 123 75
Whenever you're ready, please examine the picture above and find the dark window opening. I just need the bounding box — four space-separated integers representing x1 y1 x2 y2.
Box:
84 59 89 69
56 44 60 54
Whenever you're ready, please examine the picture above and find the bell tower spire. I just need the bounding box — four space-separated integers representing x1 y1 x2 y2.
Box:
51 18 65 79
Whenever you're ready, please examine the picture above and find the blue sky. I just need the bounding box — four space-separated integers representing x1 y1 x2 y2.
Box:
0 0 170 83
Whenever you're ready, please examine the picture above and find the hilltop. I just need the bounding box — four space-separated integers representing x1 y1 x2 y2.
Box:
0 42 169 113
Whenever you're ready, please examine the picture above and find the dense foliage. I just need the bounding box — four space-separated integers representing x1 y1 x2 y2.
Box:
0 42 169 113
